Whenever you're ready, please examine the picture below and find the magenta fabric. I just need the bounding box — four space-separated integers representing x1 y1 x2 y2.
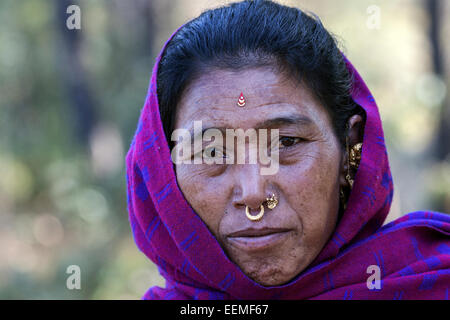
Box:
125 27 450 300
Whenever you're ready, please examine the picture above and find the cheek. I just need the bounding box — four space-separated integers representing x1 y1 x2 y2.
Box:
280 146 341 244
175 164 227 234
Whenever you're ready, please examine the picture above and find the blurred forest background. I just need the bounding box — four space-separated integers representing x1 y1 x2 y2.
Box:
0 0 449 299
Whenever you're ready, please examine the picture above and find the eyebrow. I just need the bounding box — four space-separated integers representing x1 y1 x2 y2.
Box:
254 114 314 129
188 113 314 142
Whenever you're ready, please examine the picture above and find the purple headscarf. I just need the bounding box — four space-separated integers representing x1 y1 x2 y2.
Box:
125 26 450 300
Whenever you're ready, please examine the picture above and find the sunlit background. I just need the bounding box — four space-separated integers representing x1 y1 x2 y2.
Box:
0 0 449 299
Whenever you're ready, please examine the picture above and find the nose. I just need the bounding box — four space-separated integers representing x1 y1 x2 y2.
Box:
232 164 268 210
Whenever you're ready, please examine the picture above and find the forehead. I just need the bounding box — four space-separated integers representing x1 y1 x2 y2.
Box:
174 67 329 130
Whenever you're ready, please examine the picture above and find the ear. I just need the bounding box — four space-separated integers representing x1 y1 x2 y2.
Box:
339 114 364 188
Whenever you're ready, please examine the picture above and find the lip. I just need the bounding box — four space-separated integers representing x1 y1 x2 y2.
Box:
227 228 292 251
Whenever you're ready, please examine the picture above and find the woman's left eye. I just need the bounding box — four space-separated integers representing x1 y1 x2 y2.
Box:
279 136 303 148
204 146 226 158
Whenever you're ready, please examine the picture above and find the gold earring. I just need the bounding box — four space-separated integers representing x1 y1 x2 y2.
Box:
349 143 363 167
345 139 363 189
265 194 278 209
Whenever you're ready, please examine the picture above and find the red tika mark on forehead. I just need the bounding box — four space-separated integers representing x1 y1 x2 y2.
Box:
237 92 246 107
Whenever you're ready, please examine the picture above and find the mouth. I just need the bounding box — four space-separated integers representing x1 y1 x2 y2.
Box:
226 228 293 251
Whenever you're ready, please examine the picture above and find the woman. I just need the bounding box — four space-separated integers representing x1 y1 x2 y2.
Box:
126 0 450 299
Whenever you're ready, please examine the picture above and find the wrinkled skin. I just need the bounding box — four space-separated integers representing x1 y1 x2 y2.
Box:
173 67 362 286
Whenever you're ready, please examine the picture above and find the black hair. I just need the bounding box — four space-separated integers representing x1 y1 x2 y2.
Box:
157 0 364 149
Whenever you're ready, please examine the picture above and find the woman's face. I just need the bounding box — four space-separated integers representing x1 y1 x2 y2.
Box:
174 67 345 286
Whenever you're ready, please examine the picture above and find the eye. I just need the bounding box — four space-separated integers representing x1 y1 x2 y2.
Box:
279 136 303 148
204 146 226 159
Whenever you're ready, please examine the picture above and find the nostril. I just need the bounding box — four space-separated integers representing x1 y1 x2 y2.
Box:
232 195 266 211
233 201 259 211
232 199 246 210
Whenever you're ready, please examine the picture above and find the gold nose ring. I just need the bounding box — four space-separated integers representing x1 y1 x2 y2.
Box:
245 194 278 222
266 193 278 209
245 205 264 222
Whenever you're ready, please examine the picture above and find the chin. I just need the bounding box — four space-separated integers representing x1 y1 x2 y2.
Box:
239 257 305 287
247 267 295 287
